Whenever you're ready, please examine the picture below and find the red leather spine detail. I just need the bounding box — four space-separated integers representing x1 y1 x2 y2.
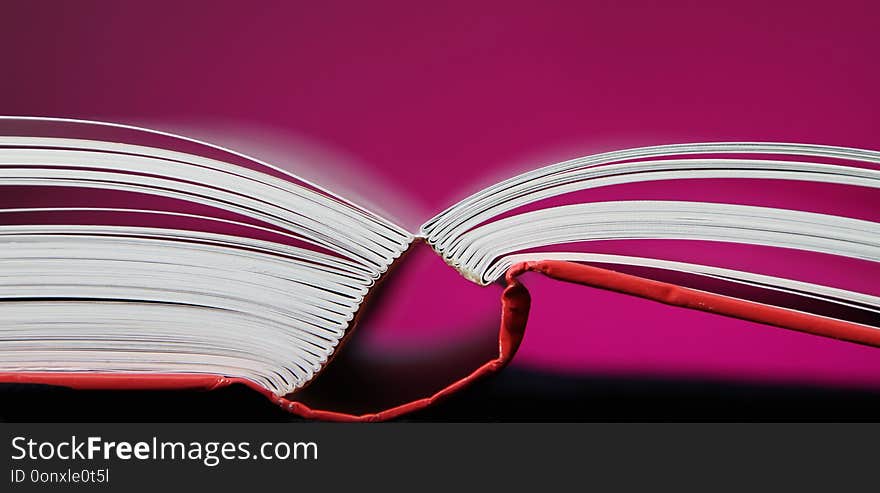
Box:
507 259 880 348
276 278 532 422
0 372 230 390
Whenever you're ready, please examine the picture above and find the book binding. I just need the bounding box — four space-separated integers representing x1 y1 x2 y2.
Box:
2 261 878 421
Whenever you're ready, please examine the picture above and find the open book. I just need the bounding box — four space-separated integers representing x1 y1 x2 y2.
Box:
0 116 877 421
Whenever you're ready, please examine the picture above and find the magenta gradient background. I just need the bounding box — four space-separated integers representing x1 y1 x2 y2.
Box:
2 1 880 390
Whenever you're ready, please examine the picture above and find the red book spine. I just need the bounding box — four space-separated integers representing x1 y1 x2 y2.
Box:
509 260 880 349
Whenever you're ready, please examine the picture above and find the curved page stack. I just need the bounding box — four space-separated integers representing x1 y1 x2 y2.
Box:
0 117 878 420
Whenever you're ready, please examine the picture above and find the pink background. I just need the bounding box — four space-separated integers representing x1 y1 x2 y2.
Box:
1 1 879 391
